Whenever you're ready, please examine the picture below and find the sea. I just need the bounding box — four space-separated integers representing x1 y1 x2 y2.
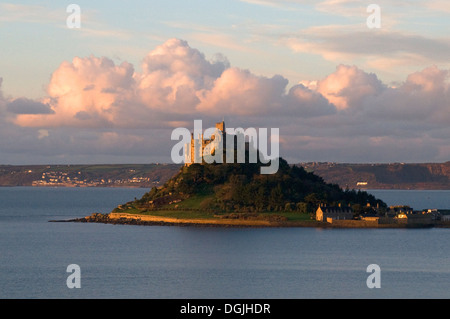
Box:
0 186 449 299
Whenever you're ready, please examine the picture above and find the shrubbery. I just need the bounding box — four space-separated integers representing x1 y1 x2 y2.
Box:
133 157 387 214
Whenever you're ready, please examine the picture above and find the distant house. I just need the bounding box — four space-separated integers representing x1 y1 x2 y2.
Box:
395 213 434 226
426 209 441 220
391 206 435 226
316 205 353 222
360 213 380 222
389 205 413 216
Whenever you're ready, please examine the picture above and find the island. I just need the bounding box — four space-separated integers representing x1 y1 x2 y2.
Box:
57 121 450 228
70 159 449 228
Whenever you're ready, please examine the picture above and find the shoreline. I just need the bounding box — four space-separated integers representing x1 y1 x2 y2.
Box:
1 184 450 191
6 184 449 190
51 212 450 229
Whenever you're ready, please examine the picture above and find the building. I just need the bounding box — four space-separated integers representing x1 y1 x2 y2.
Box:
184 120 257 166
395 213 434 226
185 121 226 166
316 204 354 222
389 205 413 216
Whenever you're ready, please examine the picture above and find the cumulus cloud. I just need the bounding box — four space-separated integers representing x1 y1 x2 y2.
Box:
197 68 288 115
13 38 338 129
3 39 450 163
15 55 136 128
361 65 450 123
137 39 229 113
312 64 385 110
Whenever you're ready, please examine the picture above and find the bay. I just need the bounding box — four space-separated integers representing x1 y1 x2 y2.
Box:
367 189 450 210
0 187 449 299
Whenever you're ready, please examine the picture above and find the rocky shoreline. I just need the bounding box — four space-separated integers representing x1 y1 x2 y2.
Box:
53 213 329 228
50 212 450 229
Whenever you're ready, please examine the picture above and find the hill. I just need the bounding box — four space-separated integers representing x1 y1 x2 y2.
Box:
301 162 450 190
112 158 387 222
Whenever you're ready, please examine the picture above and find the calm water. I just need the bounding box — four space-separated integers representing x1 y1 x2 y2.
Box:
0 187 449 299
368 189 450 210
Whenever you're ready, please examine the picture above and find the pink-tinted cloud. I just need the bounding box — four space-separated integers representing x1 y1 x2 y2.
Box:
4 39 450 163
313 64 385 110
14 38 338 128
15 55 136 128
196 68 288 115
137 38 229 113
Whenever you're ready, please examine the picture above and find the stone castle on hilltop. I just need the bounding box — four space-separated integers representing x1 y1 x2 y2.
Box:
182 120 279 174
185 121 226 166
184 120 257 166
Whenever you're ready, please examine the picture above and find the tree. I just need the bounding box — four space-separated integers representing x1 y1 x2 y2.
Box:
296 202 309 214
269 184 283 209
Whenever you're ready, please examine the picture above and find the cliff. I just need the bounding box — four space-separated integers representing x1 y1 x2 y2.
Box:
301 162 450 190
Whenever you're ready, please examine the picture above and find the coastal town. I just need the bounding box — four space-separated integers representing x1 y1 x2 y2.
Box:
0 164 180 188
31 170 157 187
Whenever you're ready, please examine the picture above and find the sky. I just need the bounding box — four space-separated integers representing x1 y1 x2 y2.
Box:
0 0 450 165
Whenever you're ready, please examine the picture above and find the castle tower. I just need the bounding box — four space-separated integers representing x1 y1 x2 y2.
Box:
185 121 226 166
216 121 225 132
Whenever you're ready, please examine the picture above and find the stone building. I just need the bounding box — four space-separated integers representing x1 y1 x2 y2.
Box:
185 121 226 166
315 204 354 222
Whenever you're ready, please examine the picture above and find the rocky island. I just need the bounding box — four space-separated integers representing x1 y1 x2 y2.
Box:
62 121 448 229
69 155 399 228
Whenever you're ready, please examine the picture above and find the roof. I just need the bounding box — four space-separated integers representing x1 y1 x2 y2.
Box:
318 206 353 213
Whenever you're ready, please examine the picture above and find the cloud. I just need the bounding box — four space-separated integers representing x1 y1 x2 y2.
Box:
362 65 450 123
6 98 54 114
283 27 450 69
0 3 61 24
425 0 450 13
4 39 450 163
15 55 136 128
196 68 288 115
313 64 385 110
137 38 229 114
14 38 338 129
286 84 337 117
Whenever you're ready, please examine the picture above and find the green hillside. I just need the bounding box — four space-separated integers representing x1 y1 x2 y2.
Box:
114 158 387 221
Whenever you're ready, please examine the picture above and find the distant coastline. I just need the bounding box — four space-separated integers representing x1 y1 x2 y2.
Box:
301 162 450 190
2 162 450 190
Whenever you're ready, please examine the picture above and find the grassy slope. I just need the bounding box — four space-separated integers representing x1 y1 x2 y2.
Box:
111 158 387 224
114 191 314 222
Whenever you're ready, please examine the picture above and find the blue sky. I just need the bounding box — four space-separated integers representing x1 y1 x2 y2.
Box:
0 1 450 164
3 0 449 98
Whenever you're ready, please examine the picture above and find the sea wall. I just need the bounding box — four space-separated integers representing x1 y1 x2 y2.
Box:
328 217 434 228
328 220 383 228
71 212 436 228
108 212 275 227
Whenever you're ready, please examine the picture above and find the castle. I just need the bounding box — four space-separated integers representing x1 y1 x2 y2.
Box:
185 121 226 166
183 120 278 174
